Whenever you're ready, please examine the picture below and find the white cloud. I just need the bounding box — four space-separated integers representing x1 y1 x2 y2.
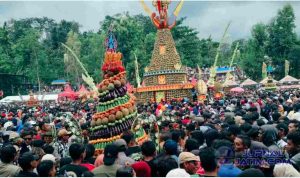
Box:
0 1 300 40
183 1 300 40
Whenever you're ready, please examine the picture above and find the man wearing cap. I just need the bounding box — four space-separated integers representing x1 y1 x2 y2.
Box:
53 128 71 160
178 152 200 175
163 139 179 164
113 139 135 166
93 144 121 177
16 151 39 177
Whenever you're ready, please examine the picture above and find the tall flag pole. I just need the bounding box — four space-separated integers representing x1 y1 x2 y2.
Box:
134 53 141 88
62 43 98 93
208 22 231 86
225 42 239 85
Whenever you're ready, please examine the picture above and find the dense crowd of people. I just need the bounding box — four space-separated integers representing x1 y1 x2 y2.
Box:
0 88 299 177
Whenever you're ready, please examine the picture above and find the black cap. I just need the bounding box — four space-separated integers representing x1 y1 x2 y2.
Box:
103 144 118 165
19 151 39 165
210 119 222 125
32 140 45 148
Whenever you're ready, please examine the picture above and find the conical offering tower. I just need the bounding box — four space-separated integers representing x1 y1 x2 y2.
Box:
136 0 194 103
89 29 147 154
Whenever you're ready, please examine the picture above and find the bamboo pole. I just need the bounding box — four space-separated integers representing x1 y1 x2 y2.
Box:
224 42 239 85
207 22 231 86
61 43 98 93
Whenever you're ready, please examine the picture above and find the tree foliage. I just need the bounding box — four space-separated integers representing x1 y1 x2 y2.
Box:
240 4 299 80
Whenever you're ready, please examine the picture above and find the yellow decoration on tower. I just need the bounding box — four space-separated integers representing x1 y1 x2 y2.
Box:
158 75 166 84
174 63 181 70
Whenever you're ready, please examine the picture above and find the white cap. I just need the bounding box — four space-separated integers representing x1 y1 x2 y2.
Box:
166 168 190 177
28 120 37 126
41 154 56 163
4 122 13 129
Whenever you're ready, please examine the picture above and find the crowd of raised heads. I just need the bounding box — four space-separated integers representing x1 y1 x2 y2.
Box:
0 88 299 177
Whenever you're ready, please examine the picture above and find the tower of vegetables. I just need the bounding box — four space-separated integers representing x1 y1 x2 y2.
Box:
89 29 147 154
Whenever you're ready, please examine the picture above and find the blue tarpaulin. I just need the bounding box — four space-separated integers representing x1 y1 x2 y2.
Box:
216 67 234 73
51 79 67 85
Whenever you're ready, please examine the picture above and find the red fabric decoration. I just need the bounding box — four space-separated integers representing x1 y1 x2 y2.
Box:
58 84 78 100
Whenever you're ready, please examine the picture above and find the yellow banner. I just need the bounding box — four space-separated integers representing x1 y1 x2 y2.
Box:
285 60 290 76
262 62 267 79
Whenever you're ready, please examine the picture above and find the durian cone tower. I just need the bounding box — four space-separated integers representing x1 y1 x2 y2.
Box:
89 32 147 154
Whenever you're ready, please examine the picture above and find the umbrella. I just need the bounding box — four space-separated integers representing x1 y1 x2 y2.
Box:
230 87 244 93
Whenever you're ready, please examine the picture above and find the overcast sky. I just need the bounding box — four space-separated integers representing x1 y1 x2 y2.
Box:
1 1 300 41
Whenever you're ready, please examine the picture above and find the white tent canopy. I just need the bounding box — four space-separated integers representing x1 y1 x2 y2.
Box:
0 94 58 103
223 80 239 87
279 75 299 84
240 78 257 86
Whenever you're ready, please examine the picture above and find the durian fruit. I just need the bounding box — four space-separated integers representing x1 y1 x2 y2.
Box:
121 108 129 116
116 111 123 120
128 107 134 114
96 119 102 126
120 79 126 86
114 80 122 88
102 117 109 125
108 114 116 122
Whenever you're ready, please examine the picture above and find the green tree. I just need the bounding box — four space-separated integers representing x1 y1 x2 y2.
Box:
0 23 13 72
80 32 106 82
288 44 300 78
266 4 296 78
241 23 268 80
